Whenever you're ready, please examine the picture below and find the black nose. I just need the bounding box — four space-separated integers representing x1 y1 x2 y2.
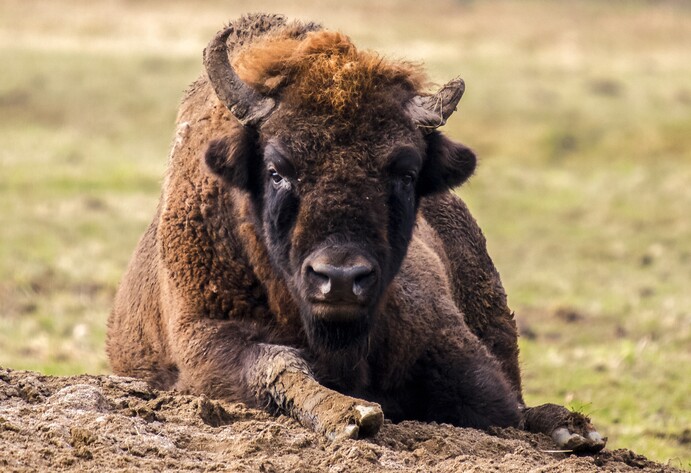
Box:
305 261 377 303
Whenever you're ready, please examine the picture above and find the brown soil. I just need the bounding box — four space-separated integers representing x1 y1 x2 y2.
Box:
0 367 680 472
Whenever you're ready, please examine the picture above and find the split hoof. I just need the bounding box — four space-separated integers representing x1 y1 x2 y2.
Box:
326 402 384 441
523 403 607 454
552 426 607 453
354 404 384 437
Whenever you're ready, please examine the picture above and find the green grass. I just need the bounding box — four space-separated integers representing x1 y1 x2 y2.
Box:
0 0 689 468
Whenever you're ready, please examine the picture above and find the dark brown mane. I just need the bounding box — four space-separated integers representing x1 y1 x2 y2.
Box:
232 30 429 115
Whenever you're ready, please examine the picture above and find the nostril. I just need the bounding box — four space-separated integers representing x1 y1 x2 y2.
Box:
306 265 331 295
353 269 376 297
305 260 377 301
353 269 375 285
307 265 329 283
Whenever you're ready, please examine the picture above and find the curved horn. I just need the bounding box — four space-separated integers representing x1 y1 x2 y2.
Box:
203 26 276 126
406 78 465 133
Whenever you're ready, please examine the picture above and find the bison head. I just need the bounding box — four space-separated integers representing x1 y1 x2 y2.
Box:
203 23 475 352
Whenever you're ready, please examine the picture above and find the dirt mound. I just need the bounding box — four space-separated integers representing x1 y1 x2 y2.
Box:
0 368 679 472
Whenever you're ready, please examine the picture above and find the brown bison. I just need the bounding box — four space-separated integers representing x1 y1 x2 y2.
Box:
107 13 605 449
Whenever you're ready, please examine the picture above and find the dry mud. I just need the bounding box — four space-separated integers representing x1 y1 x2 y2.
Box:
0 367 680 472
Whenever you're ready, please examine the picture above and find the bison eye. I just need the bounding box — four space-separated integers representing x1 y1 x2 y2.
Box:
269 169 284 185
387 147 421 190
401 172 416 188
268 168 293 191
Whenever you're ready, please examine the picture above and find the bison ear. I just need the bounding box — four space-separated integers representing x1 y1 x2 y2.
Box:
417 131 477 196
204 129 257 189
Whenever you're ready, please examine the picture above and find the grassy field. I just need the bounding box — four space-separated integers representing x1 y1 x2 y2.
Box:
0 0 689 468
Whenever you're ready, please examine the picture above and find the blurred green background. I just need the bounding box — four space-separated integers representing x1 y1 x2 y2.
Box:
0 0 689 467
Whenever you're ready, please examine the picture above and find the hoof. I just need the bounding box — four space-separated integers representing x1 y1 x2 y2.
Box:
552 426 607 453
328 402 383 441
354 404 384 437
523 403 607 454
321 400 384 442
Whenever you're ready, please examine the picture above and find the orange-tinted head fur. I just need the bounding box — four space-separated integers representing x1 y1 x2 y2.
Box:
233 30 428 116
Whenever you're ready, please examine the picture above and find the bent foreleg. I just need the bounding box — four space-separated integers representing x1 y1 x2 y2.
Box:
170 318 382 439
419 330 521 429
244 343 383 440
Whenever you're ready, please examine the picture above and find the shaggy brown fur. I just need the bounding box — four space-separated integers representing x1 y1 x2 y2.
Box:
107 14 604 449
233 30 427 115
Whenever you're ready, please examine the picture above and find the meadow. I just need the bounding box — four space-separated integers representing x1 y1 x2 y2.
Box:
0 0 689 467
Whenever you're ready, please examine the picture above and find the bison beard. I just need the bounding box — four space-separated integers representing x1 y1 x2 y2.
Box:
306 316 371 352
107 13 607 451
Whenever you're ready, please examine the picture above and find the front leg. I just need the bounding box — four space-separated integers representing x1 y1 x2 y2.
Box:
414 328 521 429
246 344 383 440
170 317 383 440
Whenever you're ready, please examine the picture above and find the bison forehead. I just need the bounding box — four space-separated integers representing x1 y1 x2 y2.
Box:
233 29 428 118
263 111 424 181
